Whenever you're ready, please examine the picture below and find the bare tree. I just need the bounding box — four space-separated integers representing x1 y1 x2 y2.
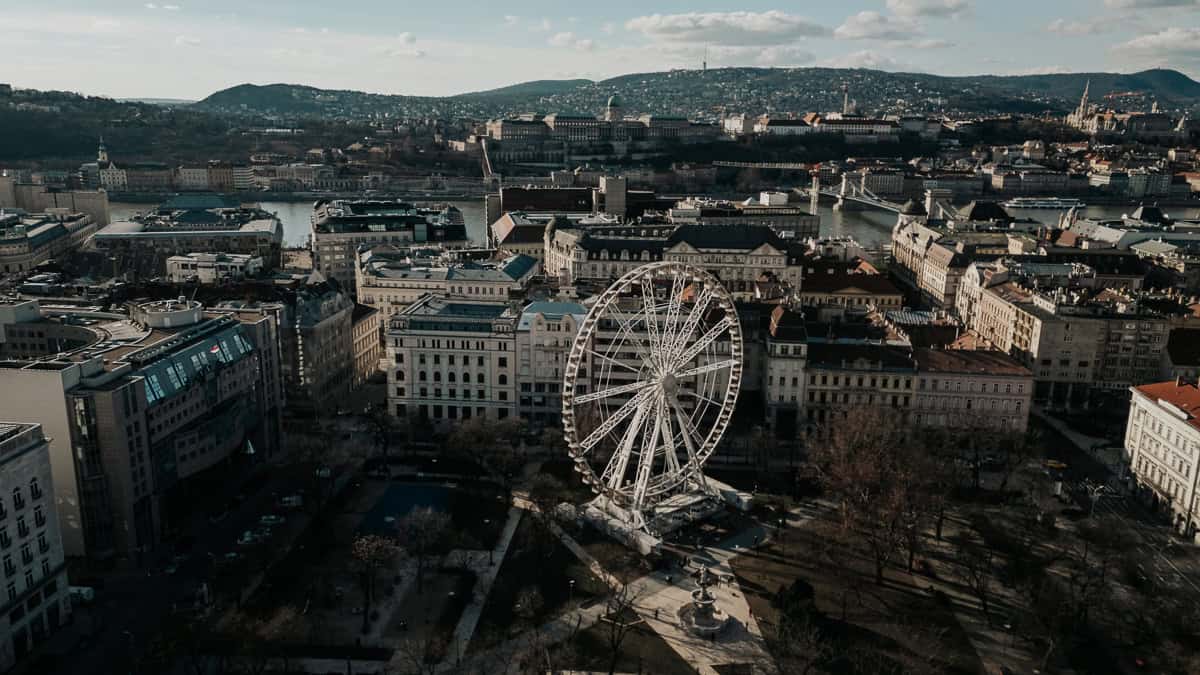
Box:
351 535 399 634
396 506 451 592
393 634 447 675
601 584 641 675
955 538 997 625
812 406 917 585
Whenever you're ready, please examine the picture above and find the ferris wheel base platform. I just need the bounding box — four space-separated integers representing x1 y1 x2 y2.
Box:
581 476 754 556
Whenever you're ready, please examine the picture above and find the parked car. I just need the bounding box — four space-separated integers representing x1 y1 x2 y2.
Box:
260 515 285 527
69 586 96 604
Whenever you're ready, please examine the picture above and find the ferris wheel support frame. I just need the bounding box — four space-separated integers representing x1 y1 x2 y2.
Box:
561 261 744 536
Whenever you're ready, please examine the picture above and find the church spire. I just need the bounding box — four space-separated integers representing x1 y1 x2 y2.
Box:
1078 80 1090 116
97 136 108 164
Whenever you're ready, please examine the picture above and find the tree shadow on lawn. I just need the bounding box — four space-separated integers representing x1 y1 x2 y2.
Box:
732 523 984 674
469 516 606 652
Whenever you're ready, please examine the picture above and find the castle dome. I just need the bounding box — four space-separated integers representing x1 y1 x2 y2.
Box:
606 94 622 109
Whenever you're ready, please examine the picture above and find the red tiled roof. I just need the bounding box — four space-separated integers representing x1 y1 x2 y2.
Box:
1134 380 1200 431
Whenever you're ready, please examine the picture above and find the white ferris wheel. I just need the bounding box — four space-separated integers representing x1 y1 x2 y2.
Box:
561 261 743 532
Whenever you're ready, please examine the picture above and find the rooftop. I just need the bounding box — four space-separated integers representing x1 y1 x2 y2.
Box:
913 348 1032 377
1134 380 1200 432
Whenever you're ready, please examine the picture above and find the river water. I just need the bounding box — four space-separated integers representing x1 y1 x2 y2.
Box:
110 200 1200 251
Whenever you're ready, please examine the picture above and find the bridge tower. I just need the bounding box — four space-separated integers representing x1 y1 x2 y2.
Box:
833 173 861 211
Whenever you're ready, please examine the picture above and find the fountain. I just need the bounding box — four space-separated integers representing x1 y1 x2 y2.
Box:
676 566 731 637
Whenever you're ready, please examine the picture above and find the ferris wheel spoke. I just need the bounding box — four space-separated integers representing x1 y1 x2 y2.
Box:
587 348 640 373
671 316 734 370
600 395 651 491
612 309 655 364
659 397 682 476
677 358 738 380
666 286 714 362
640 279 662 360
578 386 656 452
670 401 708 472
683 389 723 409
573 379 656 405
661 272 686 355
630 397 664 507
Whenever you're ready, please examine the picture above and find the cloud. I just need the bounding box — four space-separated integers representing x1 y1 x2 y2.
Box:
174 35 200 46
145 3 181 9
601 22 616 35
1115 26 1200 59
885 0 971 17
1105 0 1197 7
383 32 424 58
503 15 518 27
835 11 917 40
625 11 828 46
1008 65 1075 75
908 38 954 49
1046 18 1110 35
819 50 908 70
534 18 552 32
548 32 596 51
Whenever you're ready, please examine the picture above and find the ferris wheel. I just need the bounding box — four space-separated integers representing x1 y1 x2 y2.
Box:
561 261 743 531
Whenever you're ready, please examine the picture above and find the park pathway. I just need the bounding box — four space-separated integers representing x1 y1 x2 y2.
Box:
439 501 525 666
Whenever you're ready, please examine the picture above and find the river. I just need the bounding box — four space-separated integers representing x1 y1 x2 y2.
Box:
109 200 1200 251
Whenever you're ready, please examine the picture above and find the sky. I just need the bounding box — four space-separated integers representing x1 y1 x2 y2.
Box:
2 1 1199 100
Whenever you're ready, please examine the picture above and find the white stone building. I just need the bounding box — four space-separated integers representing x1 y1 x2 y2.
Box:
1126 379 1200 539
515 301 587 429
0 423 70 672
165 252 263 283
385 297 519 428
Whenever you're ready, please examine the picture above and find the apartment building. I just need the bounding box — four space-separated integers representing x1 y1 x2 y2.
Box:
351 304 381 389
1125 379 1200 539
0 210 97 275
515 302 586 428
94 207 283 277
0 299 282 558
356 249 538 318
911 348 1034 432
310 200 469 290
0 424 70 672
385 297 519 428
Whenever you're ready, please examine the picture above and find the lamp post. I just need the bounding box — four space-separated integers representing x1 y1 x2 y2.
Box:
484 519 493 564
569 578 576 605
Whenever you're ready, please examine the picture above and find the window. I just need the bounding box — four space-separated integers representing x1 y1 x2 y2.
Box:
499 357 508 368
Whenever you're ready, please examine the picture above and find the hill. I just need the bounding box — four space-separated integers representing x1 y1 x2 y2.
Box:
191 67 1200 121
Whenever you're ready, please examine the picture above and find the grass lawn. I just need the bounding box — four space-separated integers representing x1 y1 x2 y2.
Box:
469 515 605 652
731 507 984 675
387 569 476 663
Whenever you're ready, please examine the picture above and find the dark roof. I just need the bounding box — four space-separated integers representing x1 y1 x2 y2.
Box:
768 306 807 341
667 224 785 251
900 199 927 216
1167 328 1200 367
913 348 1032 376
352 303 379 322
957 200 1011 222
807 343 915 371
499 224 547 245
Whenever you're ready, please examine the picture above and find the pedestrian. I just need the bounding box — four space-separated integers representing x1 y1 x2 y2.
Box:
655 608 660 620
